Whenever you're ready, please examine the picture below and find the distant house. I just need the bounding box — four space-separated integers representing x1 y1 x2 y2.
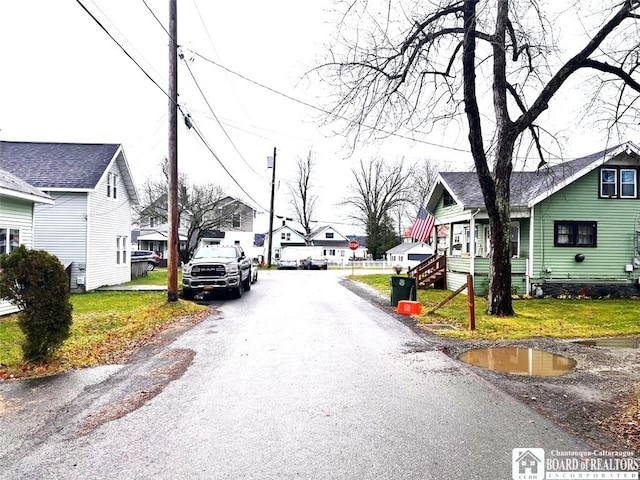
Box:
135 195 257 259
265 222 368 264
386 242 433 270
307 225 352 263
269 223 307 261
0 167 53 315
426 141 640 297
0 141 139 292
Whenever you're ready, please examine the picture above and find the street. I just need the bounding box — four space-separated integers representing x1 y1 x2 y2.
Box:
0 269 588 479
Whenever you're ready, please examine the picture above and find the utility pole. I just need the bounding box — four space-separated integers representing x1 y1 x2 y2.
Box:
167 0 179 302
266 147 277 269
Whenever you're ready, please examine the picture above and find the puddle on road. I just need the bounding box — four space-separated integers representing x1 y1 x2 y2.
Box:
574 337 640 349
458 347 576 377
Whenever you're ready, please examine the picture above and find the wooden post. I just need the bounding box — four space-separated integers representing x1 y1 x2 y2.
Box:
467 274 475 330
266 147 277 269
166 0 179 302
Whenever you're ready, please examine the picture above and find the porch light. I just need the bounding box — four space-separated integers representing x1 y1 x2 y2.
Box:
575 253 585 262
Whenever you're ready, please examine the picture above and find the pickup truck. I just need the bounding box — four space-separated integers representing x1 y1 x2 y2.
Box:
182 245 251 299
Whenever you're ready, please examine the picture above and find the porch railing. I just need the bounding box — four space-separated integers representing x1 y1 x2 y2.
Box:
407 252 447 289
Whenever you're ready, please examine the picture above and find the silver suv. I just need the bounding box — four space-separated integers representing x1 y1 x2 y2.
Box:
182 245 251 299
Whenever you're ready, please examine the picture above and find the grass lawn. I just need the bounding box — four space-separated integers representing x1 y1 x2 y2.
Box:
0 290 206 379
126 267 180 286
350 274 640 340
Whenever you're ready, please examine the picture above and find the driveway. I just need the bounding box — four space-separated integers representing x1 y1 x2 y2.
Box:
1 269 594 479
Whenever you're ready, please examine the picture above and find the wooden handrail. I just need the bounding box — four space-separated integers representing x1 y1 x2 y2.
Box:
407 252 447 289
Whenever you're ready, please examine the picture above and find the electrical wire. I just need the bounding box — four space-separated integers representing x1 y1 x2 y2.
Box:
75 0 174 105
180 51 266 179
184 114 268 212
187 49 472 154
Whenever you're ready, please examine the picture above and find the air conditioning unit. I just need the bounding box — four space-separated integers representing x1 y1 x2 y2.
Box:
76 276 85 285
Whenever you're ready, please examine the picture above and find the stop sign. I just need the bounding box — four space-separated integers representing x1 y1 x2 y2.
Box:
349 240 359 251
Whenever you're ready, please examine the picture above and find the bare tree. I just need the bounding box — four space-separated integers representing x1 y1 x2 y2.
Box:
344 158 412 259
412 159 440 218
288 151 318 238
134 160 238 262
320 0 640 315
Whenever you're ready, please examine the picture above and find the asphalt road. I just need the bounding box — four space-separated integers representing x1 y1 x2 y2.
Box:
0 269 589 479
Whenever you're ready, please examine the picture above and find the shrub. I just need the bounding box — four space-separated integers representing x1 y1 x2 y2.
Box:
0 245 73 361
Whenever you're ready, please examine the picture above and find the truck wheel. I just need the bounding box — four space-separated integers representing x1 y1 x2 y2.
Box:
233 284 243 299
243 275 251 291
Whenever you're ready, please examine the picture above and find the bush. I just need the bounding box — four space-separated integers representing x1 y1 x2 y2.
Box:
0 245 73 361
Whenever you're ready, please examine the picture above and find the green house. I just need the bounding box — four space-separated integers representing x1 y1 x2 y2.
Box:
426 142 640 297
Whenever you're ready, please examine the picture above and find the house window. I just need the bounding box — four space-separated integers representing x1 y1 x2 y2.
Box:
554 221 597 247
511 223 520 258
281 232 291 241
443 190 455 206
0 228 20 253
107 173 118 199
599 167 638 198
600 169 616 197
232 213 241 228
116 236 127 264
621 169 637 198
324 249 336 256
325 232 334 239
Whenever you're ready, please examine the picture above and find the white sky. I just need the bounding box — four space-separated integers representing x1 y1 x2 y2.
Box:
0 1 624 235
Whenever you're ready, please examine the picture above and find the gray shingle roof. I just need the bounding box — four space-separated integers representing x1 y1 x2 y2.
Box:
0 141 121 189
439 143 630 208
0 167 52 202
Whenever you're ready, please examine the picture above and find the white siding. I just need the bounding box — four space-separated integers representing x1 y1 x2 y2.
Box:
86 161 132 291
34 192 88 292
0 196 35 315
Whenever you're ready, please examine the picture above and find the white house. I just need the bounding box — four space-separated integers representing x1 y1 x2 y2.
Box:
0 167 53 315
386 241 434 270
0 141 139 292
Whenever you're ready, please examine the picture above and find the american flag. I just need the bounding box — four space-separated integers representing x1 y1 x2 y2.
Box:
410 207 435 242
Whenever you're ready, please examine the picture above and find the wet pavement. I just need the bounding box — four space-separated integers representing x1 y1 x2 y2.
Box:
0 269 590 479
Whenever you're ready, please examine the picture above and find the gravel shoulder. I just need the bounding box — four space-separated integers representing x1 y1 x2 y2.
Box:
342 279 640 454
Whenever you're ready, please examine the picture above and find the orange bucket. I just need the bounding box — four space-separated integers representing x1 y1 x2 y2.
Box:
396 300 421 315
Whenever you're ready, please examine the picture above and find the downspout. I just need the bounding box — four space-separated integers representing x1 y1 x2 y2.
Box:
528 206 535 296
469 208 480 279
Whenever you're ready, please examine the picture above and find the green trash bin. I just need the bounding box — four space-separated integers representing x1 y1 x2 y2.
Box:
390 275 417 307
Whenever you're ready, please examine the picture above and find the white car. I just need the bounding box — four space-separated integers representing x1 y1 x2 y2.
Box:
277 258 298 270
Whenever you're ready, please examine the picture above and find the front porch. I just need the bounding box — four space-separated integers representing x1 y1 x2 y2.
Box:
447 256 529 296
408 253 529 297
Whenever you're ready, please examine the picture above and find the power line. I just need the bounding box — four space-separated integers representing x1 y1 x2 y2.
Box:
185 114 268 212
180 51 266 179
75 0 173 105
187 49 472 154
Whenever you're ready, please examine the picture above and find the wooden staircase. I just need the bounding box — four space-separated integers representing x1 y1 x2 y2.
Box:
407 253 446 289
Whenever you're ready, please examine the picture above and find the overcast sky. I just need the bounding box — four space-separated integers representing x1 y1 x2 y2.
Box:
0 1 623 235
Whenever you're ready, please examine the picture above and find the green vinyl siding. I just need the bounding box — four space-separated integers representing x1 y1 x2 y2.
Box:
432 191 465 221
532 168 640 284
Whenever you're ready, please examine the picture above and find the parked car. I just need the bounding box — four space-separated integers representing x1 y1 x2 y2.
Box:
131 250 161 271
182 245 252 299
300 256 328 270
277 258 298 270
